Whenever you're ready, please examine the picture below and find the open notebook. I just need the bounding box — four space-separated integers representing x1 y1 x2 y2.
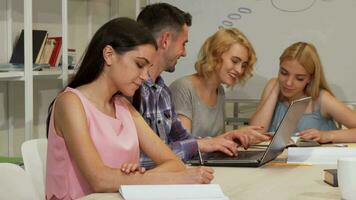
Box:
119 184 229 200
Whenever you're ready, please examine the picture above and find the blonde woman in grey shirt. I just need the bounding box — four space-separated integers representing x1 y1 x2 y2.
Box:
170 28 265 139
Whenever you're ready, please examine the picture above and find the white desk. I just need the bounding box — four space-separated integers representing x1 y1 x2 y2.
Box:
212 164 339 200
80 164 340 200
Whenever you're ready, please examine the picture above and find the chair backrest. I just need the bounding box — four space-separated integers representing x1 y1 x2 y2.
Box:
0 163 39 200
21 138 48 200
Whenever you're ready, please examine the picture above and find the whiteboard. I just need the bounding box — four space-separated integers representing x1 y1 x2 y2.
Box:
149 0 356 102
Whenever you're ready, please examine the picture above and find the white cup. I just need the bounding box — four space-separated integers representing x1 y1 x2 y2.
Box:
338 157 356 200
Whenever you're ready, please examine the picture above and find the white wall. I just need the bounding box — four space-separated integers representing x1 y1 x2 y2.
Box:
0 0 138 156
152 0 356 103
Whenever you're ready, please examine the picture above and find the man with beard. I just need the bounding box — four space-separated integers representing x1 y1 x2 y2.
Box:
133 2 269 168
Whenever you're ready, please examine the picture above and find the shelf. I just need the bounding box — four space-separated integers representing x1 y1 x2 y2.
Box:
33 68 62 76
34 68 75 79
0 68 75 81
0 71 24 80
34 68 76 79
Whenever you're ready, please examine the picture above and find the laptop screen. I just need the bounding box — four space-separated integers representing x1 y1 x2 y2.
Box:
260 96 311 165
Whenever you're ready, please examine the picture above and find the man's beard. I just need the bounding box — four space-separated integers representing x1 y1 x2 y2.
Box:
165 65 176 73
164 58 177 73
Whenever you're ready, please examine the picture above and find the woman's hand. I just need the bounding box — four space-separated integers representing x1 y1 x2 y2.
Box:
299 129 334 143
120 163 146 174
178 166 215 184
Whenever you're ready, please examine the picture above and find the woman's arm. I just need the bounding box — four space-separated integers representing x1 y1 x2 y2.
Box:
300 128 356 143
325 129 356 143
300 91 356 143
320 91 356 129
249 78 280 132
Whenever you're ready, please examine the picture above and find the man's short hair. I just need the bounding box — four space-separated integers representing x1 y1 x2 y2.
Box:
137 3 192 38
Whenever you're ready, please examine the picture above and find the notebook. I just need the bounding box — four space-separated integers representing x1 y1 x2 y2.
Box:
119 184 229 200
188 96 312 167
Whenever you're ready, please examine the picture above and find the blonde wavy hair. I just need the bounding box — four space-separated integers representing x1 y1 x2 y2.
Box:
279 42 334 99
194 28 256 85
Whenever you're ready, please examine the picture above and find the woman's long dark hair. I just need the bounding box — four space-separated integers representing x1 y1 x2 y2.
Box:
46 17 157 136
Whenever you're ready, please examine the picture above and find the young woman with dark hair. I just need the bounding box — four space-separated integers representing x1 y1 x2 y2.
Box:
46 17 213 200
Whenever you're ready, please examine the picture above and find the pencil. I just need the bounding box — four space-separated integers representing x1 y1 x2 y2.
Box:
198 149 204 165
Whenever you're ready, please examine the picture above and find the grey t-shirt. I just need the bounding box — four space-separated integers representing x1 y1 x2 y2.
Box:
169 76 225 137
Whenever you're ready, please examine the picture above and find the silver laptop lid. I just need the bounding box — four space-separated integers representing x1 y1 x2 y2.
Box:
260 96 312 164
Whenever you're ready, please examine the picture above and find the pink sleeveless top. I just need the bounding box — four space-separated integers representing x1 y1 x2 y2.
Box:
46 87 139 200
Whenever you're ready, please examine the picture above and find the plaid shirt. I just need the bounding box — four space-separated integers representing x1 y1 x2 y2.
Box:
133 75 198 168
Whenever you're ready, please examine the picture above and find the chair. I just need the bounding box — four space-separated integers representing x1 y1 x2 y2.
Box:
21 138 48 200
0 163 39 200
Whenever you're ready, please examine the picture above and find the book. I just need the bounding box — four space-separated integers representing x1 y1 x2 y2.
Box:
48 37 62 67
10 30 48 64
324 169 338 187
119 184 229 200
34 32 48 64
287 137 321 148
38 38 55 64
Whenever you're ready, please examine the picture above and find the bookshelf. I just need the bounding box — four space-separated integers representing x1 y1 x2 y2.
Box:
0 0 141 156
0 0 68 156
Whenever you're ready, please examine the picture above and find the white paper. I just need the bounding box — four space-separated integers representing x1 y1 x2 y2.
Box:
119 184 229 200
287 147 356 164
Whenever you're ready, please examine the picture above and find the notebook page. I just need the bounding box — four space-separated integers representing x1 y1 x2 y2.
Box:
119 184 229 200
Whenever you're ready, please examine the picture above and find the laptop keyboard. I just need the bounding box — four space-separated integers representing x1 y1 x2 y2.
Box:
206 151 265 160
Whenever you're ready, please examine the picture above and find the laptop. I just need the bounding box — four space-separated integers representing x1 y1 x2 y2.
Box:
188 96 312 167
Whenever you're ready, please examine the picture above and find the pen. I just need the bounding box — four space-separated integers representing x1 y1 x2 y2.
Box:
198 149 204 165
333 144 348 147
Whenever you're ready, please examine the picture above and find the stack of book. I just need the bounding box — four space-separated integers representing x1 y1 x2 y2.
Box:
5 29 63 71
